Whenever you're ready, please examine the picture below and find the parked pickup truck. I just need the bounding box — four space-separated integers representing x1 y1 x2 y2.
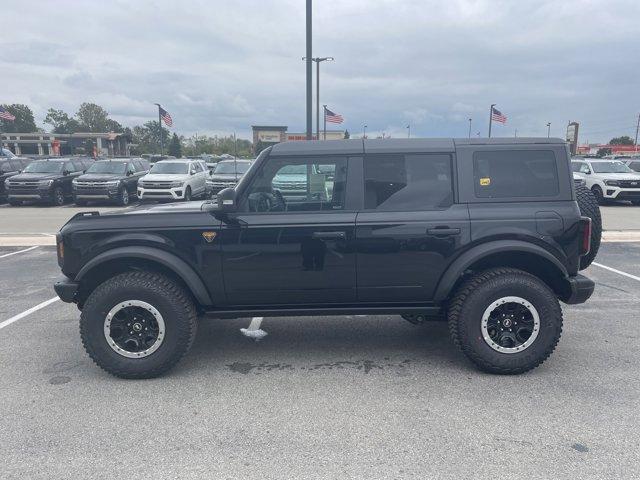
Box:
54 138 598 378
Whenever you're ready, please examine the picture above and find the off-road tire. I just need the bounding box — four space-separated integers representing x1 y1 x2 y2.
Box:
80 271 198 379
448 268 563 375
8 199 22 206
575 184 602 269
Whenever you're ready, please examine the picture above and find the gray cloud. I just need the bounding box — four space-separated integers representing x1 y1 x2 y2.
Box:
1 0 639 142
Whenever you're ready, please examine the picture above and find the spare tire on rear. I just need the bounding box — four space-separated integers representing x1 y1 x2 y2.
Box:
575 184 602 270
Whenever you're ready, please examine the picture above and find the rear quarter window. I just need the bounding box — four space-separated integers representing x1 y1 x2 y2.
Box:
473 150 559 198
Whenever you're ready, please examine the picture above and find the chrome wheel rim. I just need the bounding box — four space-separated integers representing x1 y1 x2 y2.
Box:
122 189 129 204
481 296 540 354
103 300 165 358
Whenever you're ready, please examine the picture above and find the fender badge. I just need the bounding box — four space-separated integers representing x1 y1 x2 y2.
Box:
202 231 217 243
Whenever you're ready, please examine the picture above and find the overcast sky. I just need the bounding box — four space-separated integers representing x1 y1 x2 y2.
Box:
2 0 639 143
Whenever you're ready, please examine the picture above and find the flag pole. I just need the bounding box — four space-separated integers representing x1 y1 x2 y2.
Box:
323 105 327 140
488 104 495 138
157 104 164 155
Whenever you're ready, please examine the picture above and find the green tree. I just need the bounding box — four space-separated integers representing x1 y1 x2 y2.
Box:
343 129 350 139
168 133 182 157
596 147 612 157
609 136 634 145
0 104 37 132
43 108 81 134
105 118 124 133
76 102 110 132
130 121 170 155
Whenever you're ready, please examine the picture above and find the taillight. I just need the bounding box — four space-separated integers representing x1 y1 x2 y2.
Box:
56 234 64 267
580 217 592 256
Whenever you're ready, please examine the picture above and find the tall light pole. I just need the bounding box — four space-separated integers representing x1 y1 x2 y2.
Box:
406 124 411 138
305 0 312 140
154 103 163 155
363 124 367 139
546 122 551 138
303 56 334 140
634 113 639 152
468 118 472 138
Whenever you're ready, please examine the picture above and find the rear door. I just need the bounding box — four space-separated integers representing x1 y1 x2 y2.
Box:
355 152 470 302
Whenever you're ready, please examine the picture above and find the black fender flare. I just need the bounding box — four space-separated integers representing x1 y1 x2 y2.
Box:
433 240 568 302
75 246 213 306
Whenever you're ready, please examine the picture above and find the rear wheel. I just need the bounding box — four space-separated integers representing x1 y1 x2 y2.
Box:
575 184 602 269
448 268 563 374
80 271 198 378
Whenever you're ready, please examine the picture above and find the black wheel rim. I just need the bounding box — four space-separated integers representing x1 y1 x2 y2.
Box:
56 189 64 205
104 301 165 358
481 296 540 353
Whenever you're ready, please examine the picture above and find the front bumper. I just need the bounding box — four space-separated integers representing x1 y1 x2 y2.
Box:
73 186 121 200
138 187 185 200
561 273 595 305
54 277 79 303
603 187 640 200
6 189 54 201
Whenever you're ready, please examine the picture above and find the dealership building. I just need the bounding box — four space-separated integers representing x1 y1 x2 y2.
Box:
0 132 131 157
251 125 345 154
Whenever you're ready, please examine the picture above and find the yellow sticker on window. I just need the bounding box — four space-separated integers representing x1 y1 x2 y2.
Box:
480 177 491 186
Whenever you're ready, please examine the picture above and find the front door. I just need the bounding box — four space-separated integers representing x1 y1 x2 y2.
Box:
220 155 357 305
356 153 470 302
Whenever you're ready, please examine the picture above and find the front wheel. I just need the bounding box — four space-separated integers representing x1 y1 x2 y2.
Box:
118 188 130 206
183 186 192 202
591 185 604 205
448 267 563 374
80 271 198 378
52 187 65 206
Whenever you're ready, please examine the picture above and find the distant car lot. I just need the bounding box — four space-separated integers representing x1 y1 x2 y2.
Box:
1 241 639 478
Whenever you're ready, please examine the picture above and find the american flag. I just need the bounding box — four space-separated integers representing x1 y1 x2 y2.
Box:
324 107 343 124
0 106 16 121
159 106 173 127
491 107 507 124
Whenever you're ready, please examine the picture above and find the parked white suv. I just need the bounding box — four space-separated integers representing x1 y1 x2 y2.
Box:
572 159 640 205
137 159 208 201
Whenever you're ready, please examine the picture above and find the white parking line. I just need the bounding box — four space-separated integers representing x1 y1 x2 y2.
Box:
0 297 59 330
0 246 38 259
593 262 640 282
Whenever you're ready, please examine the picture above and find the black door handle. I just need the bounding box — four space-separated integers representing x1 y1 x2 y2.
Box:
427 227 461 236
312 231 346 239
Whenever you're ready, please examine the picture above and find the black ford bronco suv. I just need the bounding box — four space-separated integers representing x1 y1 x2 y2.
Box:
54 138 598 378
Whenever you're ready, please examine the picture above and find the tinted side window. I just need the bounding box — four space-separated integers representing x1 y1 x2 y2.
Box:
629 161 640 172
364 154 453 210
473 150 559 198
243 156 348 213
571 162 582 172
0 161 11 172
10 160 22 171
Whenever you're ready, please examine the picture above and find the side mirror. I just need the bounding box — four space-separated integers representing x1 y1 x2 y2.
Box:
209 170 213 176
217 187 238 213
585 170 591 175
127 170 133 176
63 170 70 176
190 169 195 176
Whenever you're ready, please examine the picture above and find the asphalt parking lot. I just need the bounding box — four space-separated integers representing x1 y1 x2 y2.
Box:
1 238 640 479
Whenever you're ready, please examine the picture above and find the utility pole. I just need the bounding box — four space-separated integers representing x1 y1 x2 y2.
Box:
303 56 334 140
363 124 367 139
514 129 518 138
488 104 495 138
468 118 472 138
547 122 551 138
635 113 640 152
406 124 410 138
305 0 313 140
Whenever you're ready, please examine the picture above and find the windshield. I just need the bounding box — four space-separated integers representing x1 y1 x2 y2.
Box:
214 162 251 174
87 162 126 174
23 161 64 174
591 161 633 174
149 162 188 174
1 148 16 158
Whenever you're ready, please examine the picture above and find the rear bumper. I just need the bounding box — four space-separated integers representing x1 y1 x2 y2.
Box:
54 277 79 303
561 273 595 305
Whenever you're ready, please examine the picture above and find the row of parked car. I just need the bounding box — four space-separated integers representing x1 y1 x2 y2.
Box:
0 149 253 206
571 157 640 205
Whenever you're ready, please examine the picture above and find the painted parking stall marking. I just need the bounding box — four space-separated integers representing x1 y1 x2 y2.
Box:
593 262 640 282
0 297 59 330
0 246 38 259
